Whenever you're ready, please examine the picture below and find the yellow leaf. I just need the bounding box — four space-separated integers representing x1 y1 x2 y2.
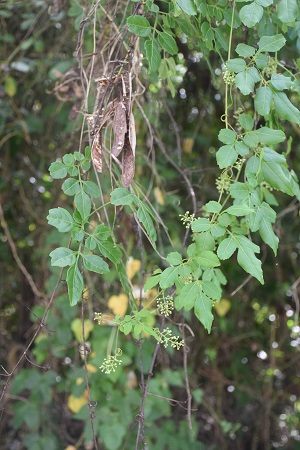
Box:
126 257 141 280
87 364 97 373
5 76 17 97
76 377 84 385
65 446 76 450
68 392 88 413
154 187 165 205
183 137 194 154
71 318 94 342
214 298 231 317
108 294 129 316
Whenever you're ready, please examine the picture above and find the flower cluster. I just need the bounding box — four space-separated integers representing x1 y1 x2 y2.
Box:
223 69 235 85
216 172 231 193
94 312 103 325
99 348 123 374
157 296 174 317
262 57 277 77
180 211 196 228
154 327 184 350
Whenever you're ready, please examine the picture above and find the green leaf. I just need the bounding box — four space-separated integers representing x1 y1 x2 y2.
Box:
194 231 215 252
270 74 293 91
137 203 157 245
272 90 300 124
196 251 220 268
217 237 237 260
49 162 67 179
210 224 226 238
144 40 161 73
175 282 199 310
259 217 279 255
85 236 97 251
94 224 111 240
235 235 264 283
235 141 250 156
49 247 76 267
173 0 197 15
255 53 268 69
194 292 214 333
235 67 260 95
74 151 84 162
261 161 294 195
256 0 273 5
277 0 300 23
166 252 182 265
239 114 254 131
201 280 222 301
62 178 80 196
230 182 250 200
47 207 74 232
175 17 194 36
97 240 122 265
67 264 84 306
254 86 273 116
203 201 222 214
160 266 180 288
110 187 136 205
74 190 91 221
255 127 286 145
144 274 161 290
191 218 212 232
257 34 286 53
157 31 178 55
226 58 246 73
239 3 263 27
218 128 237 144
214 28 229 51
127 16 151 36
224 205 254 216
235 43 256 57
243 131 261 148
82 254 109 274
216 144 238 169
82 181 100 198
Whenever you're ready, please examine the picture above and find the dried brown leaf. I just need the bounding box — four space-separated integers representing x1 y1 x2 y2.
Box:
121 135 135 188
111 102 127 157
92 131 102 172
128 112 136 156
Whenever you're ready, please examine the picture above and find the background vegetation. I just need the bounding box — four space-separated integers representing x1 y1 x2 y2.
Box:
0 0 300 449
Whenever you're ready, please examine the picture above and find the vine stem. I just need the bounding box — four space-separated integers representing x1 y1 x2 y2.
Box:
225 0 236 129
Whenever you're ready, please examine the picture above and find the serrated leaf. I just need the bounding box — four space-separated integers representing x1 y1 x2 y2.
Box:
194 231 216 252
174 0 197 15
230 182 250 200
49 247 76 267
277 0 300 23
82 254 109 274
259 217 279 255
235 141 250 156
217 237 237 260
239 114 254 131
218 128 237 144
127 15 151 37
85 236 97 251
160 266 180 289
203 201 222 213
261 161 294 195
202 280 222 301
144 40 161 73
137 204 157 245
97 240 122 265
175 282 199 310
62 154 75 166
110 187 136 205
62 178 80 196
214 28 229 51
82 181 100 198
224 204 254 216
235 43 256 57
255 86 273 116
144 274 161 290
47 207 74 232
157 31 178 55
257 34 286 53
191 218 212 232
270 74 293 91
272 90 300 124
235 67 261 95
226 58 246 73
194 292 214 332
216 144 239 169
196 251 220 268
49 162 67 179
256 127 286 145
166 251 182 265
67 264 84 306
239 3 263 27
236 244 264 284
74 190 91 221
94 224 111 240
210 224 226 238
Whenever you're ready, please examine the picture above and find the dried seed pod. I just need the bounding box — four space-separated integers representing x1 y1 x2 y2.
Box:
91 130 102 172
121 135 135 188
111 102 127 157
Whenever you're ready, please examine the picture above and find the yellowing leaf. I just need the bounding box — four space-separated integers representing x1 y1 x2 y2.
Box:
68 392 88 413
71 318 94 342
214 298 231 317
154 187 165 205
183 137 194 154
5 76 17 97
87 364 97 373
65 446 76 450
76 377 84 385
126 257 141 280
108 294 129 316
